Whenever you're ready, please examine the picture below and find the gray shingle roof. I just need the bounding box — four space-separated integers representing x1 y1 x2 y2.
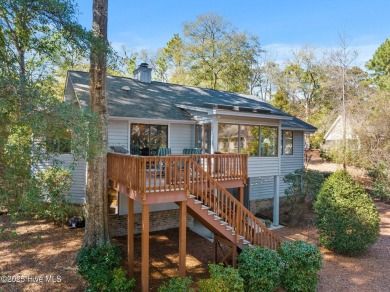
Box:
67 71 316 132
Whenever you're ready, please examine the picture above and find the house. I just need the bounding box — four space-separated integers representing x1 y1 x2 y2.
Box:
323 115 360 151
48 63 315 289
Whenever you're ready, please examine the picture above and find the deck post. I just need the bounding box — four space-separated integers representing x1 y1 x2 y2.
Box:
179 200 187 277
127 197 134 278
141 204 150 292
211 117 218 154
239 187 244 205
273 175 280 226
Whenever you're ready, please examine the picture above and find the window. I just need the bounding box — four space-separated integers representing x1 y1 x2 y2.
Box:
218 124 239 153
282 130 293 155
217 123 278 157
130 124 168 155
260 126 278 157
240 125 259 156
46 128 72 154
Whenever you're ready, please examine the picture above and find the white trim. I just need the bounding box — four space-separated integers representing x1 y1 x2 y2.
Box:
214 109 293 120
281 127 315 133
176 104 292 121
302 133 306 166
109 116 196 124
211 116 218 154
127 120 131 151
217 117 279 127
175 104 214 115
67 74 82 109
278 121 282 175
323 115 341 140
168 124 171 148
273 175 280 226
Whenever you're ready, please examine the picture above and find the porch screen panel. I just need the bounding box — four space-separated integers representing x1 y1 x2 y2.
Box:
260 126 278 157
240 125 259 156
282 130 293 155
195 125 202 149
218 124 239 153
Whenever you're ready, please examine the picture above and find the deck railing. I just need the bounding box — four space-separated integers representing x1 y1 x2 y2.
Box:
188 159 280 249
107 153 247 199
189 153 247 181
107 152 279 249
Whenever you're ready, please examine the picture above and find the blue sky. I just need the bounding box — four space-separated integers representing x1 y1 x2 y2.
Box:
74 0 389 67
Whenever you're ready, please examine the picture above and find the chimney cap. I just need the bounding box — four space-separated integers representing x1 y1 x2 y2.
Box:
140 62 149 68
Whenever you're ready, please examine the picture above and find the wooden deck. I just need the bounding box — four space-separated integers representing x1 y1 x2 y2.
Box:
107 153 248 204
107 152 280 292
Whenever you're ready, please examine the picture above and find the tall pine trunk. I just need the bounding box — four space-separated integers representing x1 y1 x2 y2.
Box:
83 0 110 247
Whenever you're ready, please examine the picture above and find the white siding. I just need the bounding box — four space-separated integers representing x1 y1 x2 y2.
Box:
249 176 275 200
248 157 279 177
36 154 86 204
280 131 304 192
169 124 194 154
108 120 129 150
249 131 305 201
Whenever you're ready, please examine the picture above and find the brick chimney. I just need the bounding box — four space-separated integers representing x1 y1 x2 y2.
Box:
133 63 152 83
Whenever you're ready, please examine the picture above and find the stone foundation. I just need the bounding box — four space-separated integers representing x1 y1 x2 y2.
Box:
108 209 194 237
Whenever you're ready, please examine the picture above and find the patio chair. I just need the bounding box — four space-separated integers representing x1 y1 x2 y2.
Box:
156 148 172 176
130 145 140 155
182 148 202 155
157 147 172 156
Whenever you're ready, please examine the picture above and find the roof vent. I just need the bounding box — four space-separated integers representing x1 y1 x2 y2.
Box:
133 63 152 83
121 86 130 91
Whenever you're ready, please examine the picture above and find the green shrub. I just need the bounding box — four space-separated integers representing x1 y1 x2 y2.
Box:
238 246 284 292
278 240 322 292
284 168 330 203
77 243 135 291
34 166 78 224
158 277 193 292
368 162 390 203
110 267 136 292
314 170 380 255
198 263 244 292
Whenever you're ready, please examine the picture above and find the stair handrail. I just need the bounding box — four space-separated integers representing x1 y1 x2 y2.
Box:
188 159 280 250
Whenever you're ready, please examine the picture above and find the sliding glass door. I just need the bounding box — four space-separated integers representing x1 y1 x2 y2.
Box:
130 124 168 155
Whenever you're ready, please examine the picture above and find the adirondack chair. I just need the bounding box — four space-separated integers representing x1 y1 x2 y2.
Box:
182 148 202 155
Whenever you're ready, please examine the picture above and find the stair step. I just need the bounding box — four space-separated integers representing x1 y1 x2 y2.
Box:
220 221 228 226
214 215 221 221
188 194 196 199
226 226 234 231
242 239 250 245
207 210 216 215
201 205 210 210
239 235 245 240
194 199 202 204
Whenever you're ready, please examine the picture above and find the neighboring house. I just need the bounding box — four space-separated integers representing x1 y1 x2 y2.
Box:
47 63 315 238
323 115 360 151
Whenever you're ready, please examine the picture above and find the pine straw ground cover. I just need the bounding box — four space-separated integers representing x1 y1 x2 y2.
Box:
1 202 389 292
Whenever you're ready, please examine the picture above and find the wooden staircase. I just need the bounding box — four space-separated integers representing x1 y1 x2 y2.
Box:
186 158 280 251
